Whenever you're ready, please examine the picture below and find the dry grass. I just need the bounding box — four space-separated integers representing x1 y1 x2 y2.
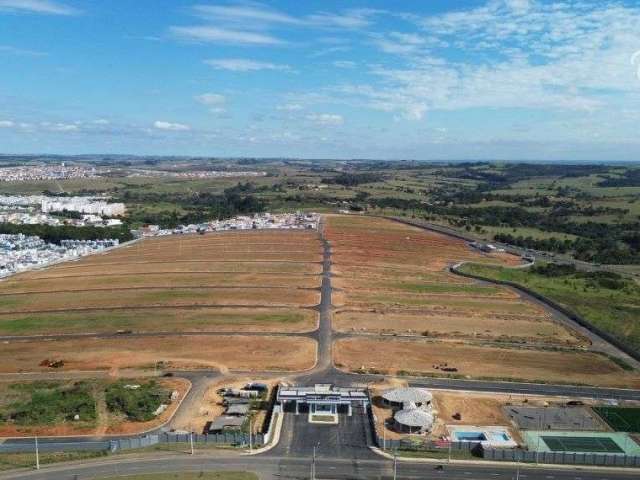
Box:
0 335 316 373
334 337 640 388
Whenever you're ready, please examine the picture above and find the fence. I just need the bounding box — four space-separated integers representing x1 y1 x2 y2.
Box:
483 448 640 467
110 431 266 452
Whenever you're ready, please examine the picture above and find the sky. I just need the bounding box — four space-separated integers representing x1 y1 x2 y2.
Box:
1 0 640 161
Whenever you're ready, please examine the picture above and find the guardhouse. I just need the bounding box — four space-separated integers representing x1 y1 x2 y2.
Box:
277 384 369 418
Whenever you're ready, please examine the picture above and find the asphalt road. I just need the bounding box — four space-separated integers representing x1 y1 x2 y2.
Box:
1 452 640 480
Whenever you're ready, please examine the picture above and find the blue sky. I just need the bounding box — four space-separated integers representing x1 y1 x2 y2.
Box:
1 0 640 160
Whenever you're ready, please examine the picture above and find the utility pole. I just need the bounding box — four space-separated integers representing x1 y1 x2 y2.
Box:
382 423 386 451
35 436 40 470
311 445 316 480
515 451 520 480
249 417 253 453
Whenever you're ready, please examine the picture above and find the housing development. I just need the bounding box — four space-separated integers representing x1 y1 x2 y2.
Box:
2 0 640 478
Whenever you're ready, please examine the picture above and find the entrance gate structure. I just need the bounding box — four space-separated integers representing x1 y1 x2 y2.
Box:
277 384 369 423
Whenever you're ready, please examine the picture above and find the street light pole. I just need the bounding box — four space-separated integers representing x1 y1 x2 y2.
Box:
249 417 253 453
393 451 397 480
311 445 316 480
190 431 194 455
35 436 40 470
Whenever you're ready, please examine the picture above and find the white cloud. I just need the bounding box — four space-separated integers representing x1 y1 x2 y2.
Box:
333 60 356 69
195 93 227 114
276 103 303 111
0 44 46 56
192 3 300 26
306 113 344 126
153 121 191 131
170 26 284 46
205 58 291 72
0 0 79 15
195 93 226 106
0 120 15 128
92 119 110 125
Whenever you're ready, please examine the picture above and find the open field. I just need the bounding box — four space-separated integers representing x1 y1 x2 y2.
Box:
0 288 320 312
0 231 321 335
0 308 316 335
0 377 189 437
95 473 258 480
334 338 640 388
0 336 316 373
326 215 582 347
333 310 581 345
459 263 640 353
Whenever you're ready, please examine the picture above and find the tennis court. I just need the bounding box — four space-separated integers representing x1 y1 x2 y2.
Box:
541 436 623 453
523 431 640 455
594 407 640 433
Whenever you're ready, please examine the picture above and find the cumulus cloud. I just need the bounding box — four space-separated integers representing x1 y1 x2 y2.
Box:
153 121 191 131
306 113 344 126
205 58 291 72
0 0 79 15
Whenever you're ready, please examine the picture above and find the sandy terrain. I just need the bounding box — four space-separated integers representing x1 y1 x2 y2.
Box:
0 336 317 373
334 337 640 388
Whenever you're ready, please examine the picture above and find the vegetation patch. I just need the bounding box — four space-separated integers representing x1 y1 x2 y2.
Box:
0 381 96 426
106 381 170 422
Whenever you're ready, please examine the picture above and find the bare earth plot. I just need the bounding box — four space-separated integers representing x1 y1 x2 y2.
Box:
0 230 321 335
0 335 316 373
326 215 638 386
327 215 583 347
334 337 640 388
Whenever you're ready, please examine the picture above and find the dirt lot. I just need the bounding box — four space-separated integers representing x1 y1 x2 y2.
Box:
0 308 317 335
36 261 322 276
334 337 640 388
0 288 319 313
0 336 316 373
171 377 280 434
1 231 322 337
333 310 581 345
0 377 190 438
1 273 321 293
325 216 571 343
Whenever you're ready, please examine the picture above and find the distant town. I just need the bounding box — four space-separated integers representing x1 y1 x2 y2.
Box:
0 164 99 182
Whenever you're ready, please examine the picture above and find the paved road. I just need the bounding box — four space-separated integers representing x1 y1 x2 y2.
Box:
1 451 639 480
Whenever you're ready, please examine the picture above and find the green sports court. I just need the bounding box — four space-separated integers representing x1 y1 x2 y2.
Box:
594 407 640 433
523 431 640 455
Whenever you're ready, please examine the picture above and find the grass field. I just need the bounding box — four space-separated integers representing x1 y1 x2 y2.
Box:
326 215 581 346
594 407 640 433
0 230 322 336
334 337 640 388
458 263 640 353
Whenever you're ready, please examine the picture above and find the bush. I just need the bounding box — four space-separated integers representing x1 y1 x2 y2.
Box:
6 382 96 425
105 381 169 422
